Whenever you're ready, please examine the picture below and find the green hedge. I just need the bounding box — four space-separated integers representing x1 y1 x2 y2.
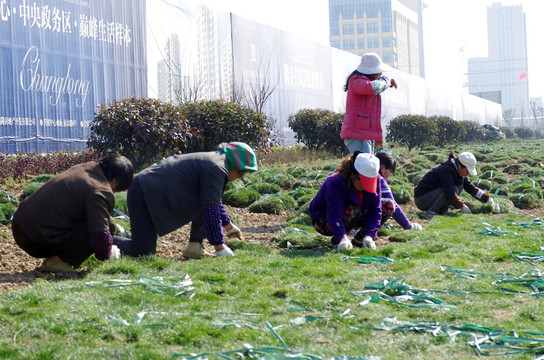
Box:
288 108 347 155
89 98 276 170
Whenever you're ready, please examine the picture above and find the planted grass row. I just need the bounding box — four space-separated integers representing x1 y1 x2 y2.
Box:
4 140 544 221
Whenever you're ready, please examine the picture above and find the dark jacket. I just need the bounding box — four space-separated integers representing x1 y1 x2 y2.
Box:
414 158 489 208
308 173 382 241
137 152 229 236
13 162 114 245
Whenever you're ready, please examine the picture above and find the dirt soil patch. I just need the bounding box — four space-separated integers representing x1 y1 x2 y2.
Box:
2 204 543 296
0 206 290 295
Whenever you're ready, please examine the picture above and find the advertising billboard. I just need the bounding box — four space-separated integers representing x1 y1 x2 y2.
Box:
0 0 147 153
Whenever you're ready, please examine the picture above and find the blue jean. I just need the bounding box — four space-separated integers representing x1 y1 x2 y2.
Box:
344 138 374 154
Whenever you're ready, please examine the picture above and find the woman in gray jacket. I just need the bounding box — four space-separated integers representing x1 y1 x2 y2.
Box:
114 142 257 259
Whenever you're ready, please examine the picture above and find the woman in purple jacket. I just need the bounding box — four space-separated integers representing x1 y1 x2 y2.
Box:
375 151 422 231
309 152 382 250
340 52 397 154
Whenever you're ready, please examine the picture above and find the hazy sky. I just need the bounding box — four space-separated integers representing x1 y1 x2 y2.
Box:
203 0 544 100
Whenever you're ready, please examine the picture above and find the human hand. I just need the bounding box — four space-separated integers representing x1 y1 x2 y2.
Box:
410 223 423 231
109 245 121 260
362 236 376 250
461 204 472 214
390 78 398 89
487 198 499 213
225 223 244 240
337 235 353 250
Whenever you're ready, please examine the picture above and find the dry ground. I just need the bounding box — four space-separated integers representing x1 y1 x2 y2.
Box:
0 206 292 295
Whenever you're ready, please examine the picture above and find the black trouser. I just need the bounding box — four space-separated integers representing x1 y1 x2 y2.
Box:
113 176 159 256
113 177 208 256
12 222 93 267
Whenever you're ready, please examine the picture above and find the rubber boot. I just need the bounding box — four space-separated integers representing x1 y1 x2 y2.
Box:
182 242 213 259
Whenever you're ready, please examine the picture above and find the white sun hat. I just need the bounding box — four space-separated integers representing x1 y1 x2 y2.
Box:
356 52 392 74
458 152 477 176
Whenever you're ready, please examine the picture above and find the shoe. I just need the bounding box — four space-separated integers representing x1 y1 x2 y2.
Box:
39 258 78 274
182 242 213 259
215 245 234 257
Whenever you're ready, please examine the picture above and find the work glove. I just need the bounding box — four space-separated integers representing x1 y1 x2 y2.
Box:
460 204 472 214
337 235 353 250
216 245 234 257
409 223 423 231
226 223 243 240
109 245 121 260
362 236 376 250
487 198 499 213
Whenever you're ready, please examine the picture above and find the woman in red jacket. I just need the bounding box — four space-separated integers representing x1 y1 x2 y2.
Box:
340 52 397 154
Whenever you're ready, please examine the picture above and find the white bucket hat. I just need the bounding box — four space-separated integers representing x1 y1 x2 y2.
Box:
458 152 477 176
356 52 391 74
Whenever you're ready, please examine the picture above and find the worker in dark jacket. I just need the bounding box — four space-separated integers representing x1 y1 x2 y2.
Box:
12 156 134 273
114 142 257 259
309 152 382 250
414 151 497 215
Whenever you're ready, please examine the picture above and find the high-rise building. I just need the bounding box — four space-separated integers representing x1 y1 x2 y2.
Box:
467 3 529 116
197 5 221 99
328 0 425 76
157 34 182 103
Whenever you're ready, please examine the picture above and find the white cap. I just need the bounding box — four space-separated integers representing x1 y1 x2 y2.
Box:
354 153 380 193
356 52 392 74
458 152 477 176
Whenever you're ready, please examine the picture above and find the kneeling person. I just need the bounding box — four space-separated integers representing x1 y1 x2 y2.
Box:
308 152 382 250
12 156 135 273
114 142 257 259
414 151 497 215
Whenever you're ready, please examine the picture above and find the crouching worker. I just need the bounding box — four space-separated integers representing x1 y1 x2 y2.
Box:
375 151 422 230
414 151 498 215
12 156 135 273
308 152 382 250
114 142 257 259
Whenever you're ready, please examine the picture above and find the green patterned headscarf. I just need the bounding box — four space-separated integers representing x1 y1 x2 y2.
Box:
217 142 258 172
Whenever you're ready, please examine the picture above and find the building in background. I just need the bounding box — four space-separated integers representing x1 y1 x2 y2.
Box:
328 0 425 77
157 34 182 103
467 3 529 118
197 5 221 99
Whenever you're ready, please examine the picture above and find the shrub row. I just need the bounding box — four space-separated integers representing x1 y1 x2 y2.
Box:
288 109 544 153
386 115 544 149
0 150 97 184
89 98 277 169
386 115 503 149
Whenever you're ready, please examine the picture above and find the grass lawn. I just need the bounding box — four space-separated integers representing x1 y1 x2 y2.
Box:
1 140 544 359
1 212 543 359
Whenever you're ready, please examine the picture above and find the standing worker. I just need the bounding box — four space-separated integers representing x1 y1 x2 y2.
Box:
414 151 498 216
12 156 134 273
340 52 397 154
114 142 257 259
